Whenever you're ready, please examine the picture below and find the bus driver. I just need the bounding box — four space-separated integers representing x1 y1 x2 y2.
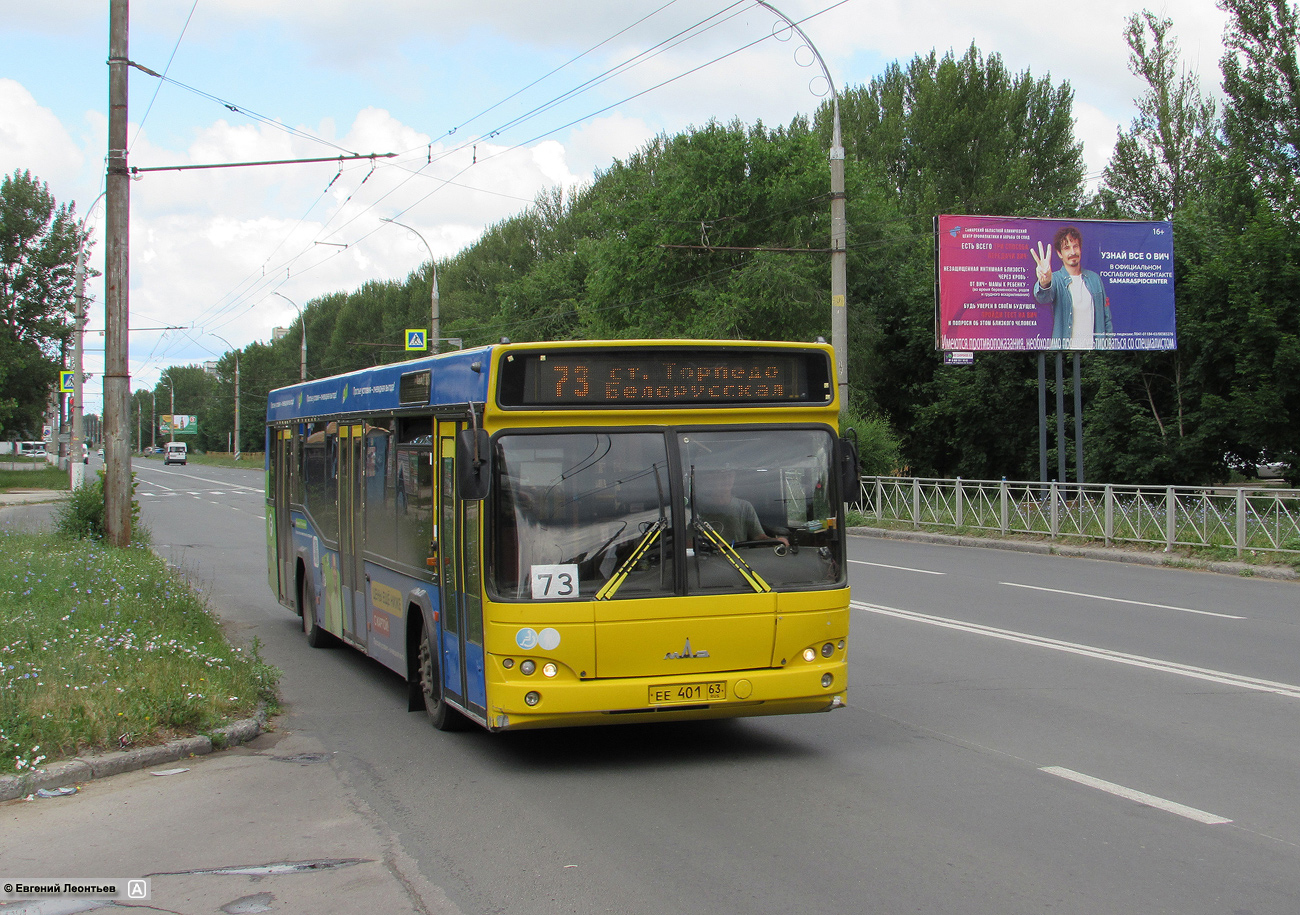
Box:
695 466 789 547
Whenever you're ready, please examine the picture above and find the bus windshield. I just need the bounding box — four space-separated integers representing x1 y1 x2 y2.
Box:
489 428 842 600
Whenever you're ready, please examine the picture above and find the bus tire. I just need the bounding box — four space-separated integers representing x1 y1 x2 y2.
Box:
301 578 328 648
418 627 468 731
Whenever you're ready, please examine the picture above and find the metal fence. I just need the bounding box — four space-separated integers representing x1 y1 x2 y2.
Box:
857 476 1300 558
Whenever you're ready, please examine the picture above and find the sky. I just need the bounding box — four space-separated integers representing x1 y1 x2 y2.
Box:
0 0 1232 415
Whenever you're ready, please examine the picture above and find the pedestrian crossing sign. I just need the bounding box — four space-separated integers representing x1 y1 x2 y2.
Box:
405 329 428 351
60 371 75 393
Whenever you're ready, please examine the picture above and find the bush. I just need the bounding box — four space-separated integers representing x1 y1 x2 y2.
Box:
54 470 142 540
840 409 903 477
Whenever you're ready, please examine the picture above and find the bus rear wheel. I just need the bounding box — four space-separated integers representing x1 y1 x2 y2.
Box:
301 579 328 648
418 627 468 731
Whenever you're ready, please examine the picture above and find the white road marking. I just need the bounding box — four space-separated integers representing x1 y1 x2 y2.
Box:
850 560 945 575
851 601 1300 700
1040 766 1232 825
136 465 262 493
1001 581 1244 619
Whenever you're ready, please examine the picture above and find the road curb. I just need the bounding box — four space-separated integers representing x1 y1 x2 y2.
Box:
848 526 1298 581
0 706 269 802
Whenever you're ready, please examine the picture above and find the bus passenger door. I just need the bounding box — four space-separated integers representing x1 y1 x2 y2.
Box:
436 421 487 719
339 423 365 644
273 428 294 604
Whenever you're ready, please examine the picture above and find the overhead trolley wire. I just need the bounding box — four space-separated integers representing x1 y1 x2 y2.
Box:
129 0 200 154
142 3 851 377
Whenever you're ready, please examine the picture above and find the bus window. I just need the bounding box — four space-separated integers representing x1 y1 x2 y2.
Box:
364 424 396 560
491 432 673 600
394 418 433 572
680 429 842 592
303 421 339 544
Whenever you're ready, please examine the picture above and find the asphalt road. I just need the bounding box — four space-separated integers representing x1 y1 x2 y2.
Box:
133 459 1300 915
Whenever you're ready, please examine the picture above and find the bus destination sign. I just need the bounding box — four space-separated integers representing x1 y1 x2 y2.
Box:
498 348 832 407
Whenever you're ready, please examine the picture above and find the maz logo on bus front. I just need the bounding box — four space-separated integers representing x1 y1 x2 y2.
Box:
665 638 710 660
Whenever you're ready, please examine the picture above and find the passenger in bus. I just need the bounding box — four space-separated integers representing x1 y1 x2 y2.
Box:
695 467 789 547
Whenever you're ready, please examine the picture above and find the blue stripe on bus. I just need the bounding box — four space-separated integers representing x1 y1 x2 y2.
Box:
266 346 492 422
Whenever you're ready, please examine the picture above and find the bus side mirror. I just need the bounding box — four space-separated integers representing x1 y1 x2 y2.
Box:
838 433 861 502
457 428 491 501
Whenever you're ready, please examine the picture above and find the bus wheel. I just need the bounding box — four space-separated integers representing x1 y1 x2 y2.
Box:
418 628 468 731
302 580 328 648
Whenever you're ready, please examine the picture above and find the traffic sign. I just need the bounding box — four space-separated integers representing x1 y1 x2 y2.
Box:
60 371 75 393
405 329 428 351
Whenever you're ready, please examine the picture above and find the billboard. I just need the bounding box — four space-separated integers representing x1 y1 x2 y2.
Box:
160 414 198 435
936 215 1176 352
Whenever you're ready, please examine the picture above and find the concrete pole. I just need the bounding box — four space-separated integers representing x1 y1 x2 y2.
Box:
212 334 240 460
69 191 106 489
753 2 847 409
104 0 132 546
234 354 240 459
273 292 305 380
70 245 87 490
829 105 847 410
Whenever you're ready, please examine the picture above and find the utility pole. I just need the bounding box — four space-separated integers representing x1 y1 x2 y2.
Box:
273 292 306 380
70 191 106 491
754 2 847 408
104 0 131 546
70 244 87 490
212 334 240 460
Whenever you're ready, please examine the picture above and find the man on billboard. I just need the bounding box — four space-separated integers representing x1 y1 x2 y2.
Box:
1031 226 1113 349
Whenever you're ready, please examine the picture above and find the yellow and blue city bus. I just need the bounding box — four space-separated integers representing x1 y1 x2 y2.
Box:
265 339 856 731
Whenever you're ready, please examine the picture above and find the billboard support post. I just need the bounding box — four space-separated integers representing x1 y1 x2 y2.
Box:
1038 355 1048 486
1055 353 1066 484
1073 354 1085 485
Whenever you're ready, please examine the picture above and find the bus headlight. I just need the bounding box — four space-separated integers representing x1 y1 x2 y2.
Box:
524 691 541 706
802 648 816 662
821 642 834 658
821 673 834 688
542 663 558 678
520 660 536 676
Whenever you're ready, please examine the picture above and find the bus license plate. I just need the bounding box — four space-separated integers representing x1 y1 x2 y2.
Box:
649 682 726 704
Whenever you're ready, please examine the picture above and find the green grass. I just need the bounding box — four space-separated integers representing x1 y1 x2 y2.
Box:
0 467 71 492
0 531 279 774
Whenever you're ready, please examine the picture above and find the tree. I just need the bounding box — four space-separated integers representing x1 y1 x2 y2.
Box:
827 45 1086 218
155 366 214 449
1219 0 1300 218
1102 11 1219 219
817 46 1087 477
0 170 83 435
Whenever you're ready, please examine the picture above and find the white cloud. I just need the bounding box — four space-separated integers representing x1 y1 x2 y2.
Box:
0 79 84 188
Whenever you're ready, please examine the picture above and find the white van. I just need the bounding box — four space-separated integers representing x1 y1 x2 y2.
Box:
164 442 188 465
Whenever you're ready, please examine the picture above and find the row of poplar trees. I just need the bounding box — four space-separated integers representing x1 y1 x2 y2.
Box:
181 1 1297 485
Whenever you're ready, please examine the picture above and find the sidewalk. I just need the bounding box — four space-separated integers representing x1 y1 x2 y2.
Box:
0 489 68 506
850 525 1299 581
0 726 461 914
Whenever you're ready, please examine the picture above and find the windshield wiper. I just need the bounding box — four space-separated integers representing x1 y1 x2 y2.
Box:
595 518 666 601
692 518 772 594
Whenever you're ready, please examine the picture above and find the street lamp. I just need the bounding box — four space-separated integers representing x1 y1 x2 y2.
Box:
754 1 848 408
273 291 307 381
380 217 440 354
211 333 241 460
